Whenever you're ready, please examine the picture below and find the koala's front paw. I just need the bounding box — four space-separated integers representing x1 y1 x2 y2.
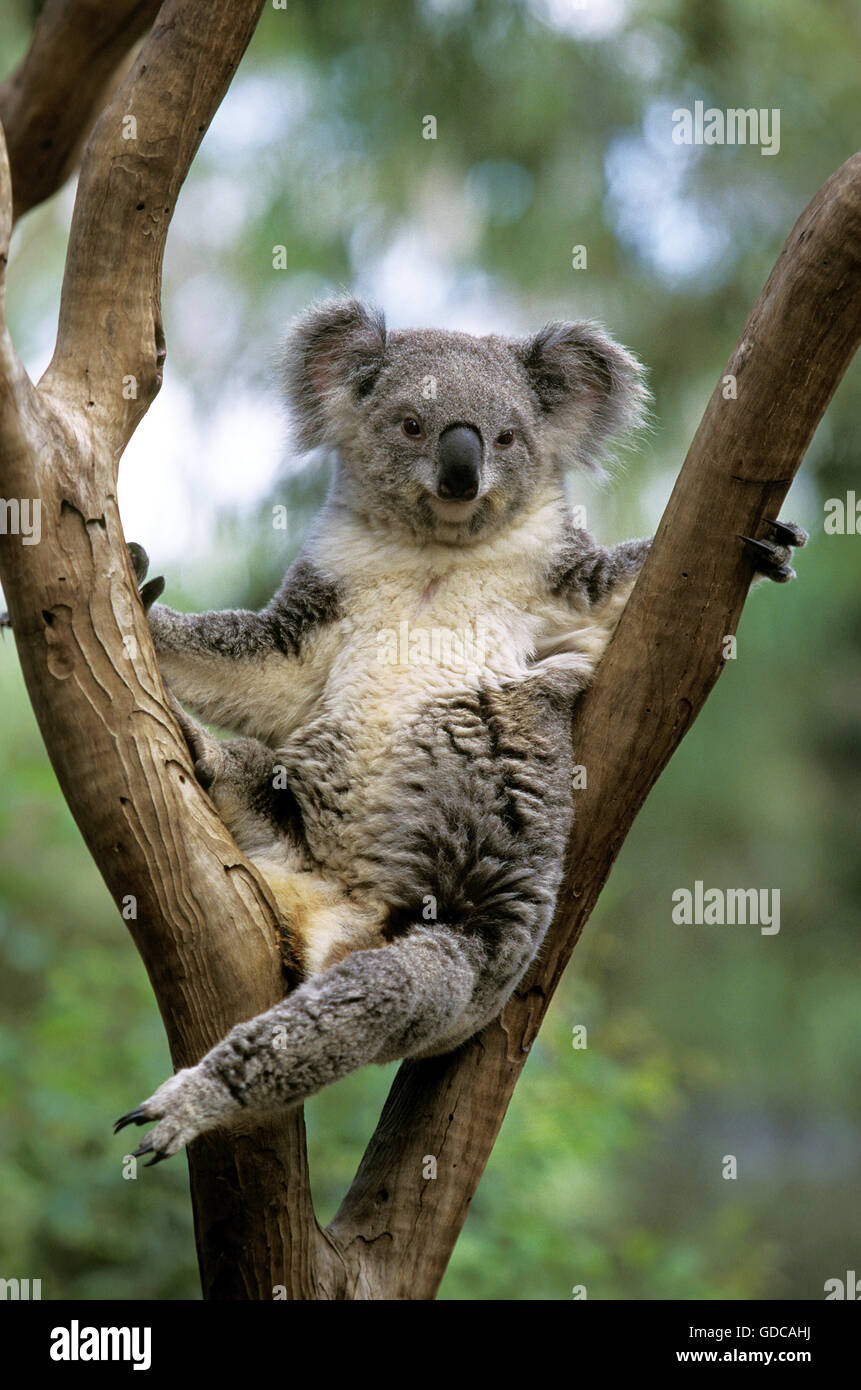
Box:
114 1065 238 1165
740 518 808 583
127 540 165 613
2 545 162 634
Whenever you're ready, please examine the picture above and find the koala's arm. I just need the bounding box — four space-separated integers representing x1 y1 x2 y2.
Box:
549 528 652 613
146 556 340 738
548 515 810 614
115 923 525 1161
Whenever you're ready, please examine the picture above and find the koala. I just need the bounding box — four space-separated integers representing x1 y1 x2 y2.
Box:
113 298 807 1164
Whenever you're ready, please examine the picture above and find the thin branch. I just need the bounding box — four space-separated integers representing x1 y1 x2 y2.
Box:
0 0 162 223
0 120 37 470
40 0 266 460
327 151 861 1299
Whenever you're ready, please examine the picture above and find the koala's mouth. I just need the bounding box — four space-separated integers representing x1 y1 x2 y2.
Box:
427 495 481 524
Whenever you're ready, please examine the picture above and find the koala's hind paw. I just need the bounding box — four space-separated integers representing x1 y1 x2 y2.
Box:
740 517 808 583
164 691 223 790
114 1065 239 1165
127 540 165 612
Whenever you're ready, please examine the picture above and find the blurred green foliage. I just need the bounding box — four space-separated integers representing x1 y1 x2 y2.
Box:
0 0 859 1300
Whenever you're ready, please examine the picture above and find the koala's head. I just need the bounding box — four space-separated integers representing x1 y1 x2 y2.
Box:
283 297 647 544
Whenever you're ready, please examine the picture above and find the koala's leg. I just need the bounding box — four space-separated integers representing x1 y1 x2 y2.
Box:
114 919 524 1162
166 695 383 983
116 681 562 1164
164 694 309 978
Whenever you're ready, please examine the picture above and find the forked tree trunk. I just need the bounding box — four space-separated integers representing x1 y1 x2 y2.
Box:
0 0 859 1300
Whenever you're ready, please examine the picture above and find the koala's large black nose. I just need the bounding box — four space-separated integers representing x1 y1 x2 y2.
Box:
437 424 482 501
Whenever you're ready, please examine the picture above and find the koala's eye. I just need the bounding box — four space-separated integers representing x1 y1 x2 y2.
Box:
495 429 515 447
402 417 423 438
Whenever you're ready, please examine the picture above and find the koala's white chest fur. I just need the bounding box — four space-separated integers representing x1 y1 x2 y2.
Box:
304 498 564 729
305 496 628 713
325 538 540 716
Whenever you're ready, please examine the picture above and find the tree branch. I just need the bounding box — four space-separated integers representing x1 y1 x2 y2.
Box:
0 0 162 223
327 151 861 1299
0 0 333 1302
39 0 268 458
2 0 858 1300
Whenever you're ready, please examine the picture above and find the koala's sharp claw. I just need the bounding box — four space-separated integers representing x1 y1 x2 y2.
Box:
144 1150 171 1167
739 534 775 559
127 540 165 612
764 518 808 548
739 534 795 583
114 1107 150 1133
0 611 10 633
740 516 806 583
193 758 216 792
127 541 150 585
115 1068 213 1163
139 576 165 612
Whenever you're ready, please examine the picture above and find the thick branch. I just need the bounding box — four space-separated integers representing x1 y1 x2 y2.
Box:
327 152 861 1299
0 0 161 223
0 1 338 1302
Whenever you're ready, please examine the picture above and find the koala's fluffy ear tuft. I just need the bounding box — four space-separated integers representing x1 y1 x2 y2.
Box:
283 297 387 451
514 321 649 473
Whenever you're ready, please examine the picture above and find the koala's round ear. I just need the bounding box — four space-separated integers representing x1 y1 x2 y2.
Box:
282 297 387 451
513 321 649 473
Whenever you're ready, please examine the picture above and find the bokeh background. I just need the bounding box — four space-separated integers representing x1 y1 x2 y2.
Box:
0 0 859 1300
